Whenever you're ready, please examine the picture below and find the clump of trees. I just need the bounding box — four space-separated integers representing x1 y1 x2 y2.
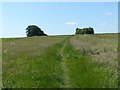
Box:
75 27 94 34
26 25 47 37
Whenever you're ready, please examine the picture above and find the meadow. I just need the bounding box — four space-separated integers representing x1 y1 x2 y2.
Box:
2 34 118 88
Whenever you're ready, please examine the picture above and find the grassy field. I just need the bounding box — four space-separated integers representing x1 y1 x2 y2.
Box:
0 38 2 89
2 34 118 88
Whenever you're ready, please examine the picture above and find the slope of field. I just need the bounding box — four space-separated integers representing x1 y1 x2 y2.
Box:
0 38 2 89
2 36 70 88
69 34 118 87
2 34 118 88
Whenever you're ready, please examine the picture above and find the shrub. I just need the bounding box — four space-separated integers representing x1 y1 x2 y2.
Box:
75 27 94 34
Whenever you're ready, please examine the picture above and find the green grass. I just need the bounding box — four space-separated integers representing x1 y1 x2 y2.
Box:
62 41 117 88
2 35 69 88
0 38 2 89
69 34 118 88
3 45 63 88
2 34 118 88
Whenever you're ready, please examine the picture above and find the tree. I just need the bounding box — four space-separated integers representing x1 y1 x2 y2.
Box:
75 27 94 34
88 27 94 34
26 25 47 37
76 28 84 34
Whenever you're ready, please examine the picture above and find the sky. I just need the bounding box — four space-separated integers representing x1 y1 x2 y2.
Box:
1 2 118 38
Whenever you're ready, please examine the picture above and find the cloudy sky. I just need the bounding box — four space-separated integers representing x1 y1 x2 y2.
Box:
2 2 118 37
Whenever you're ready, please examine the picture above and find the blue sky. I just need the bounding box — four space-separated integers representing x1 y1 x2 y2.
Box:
2 2 118 37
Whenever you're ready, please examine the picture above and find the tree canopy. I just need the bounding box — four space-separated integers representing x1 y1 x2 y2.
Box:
75 27 94 34
26 25 47 37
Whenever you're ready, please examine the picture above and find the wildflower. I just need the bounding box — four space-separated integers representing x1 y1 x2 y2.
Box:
107 66 110 69
4 49 8 53
11 42 15 45
32 76 34 79
114 48 117 52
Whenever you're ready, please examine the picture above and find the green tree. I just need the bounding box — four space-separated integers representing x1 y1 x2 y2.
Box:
75 27 94 34
26 25 47 37
88 27 94 34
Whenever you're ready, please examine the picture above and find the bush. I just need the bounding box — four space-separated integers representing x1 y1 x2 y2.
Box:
75 27 94 34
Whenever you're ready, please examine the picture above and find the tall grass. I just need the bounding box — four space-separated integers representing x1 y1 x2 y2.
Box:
0 38 2 89
2 36 69 88
2 34 118 88
62 40 118 88
69 34 118 88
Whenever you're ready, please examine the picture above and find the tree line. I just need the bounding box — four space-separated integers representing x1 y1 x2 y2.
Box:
26 25 94 37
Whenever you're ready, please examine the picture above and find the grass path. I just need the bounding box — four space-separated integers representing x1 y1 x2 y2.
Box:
2 35 118 88
60 40 70 88
2 36 70 88
59 35 118 88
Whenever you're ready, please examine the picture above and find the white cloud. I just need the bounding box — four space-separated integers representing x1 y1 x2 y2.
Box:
65 22 77 25
105 12 112 15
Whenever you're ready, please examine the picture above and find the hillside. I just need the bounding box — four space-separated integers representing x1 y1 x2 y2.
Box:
2 34 118 88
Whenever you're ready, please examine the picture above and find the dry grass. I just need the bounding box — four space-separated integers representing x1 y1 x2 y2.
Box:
69 34 118 87
2 36 69 57
70 34 118 67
